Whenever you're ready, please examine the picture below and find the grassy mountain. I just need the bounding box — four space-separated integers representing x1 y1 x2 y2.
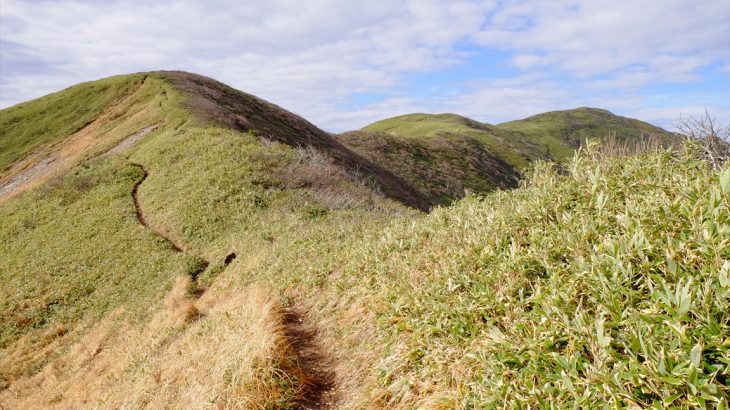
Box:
498 107 678 160
0 74 148 172
339 109 677 206
361 113 549 169
0 72 727 408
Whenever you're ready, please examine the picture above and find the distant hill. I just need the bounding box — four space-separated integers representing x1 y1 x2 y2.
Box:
497 107 678 161
337 108 675 206
339 129 520 206
361 113 549 169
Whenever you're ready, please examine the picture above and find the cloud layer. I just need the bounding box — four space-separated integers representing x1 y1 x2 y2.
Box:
1 0 728 130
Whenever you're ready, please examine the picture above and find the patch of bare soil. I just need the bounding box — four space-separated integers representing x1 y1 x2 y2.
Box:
0 79 155 204
0 156 69 200
281 307 337 409
100 124 160 158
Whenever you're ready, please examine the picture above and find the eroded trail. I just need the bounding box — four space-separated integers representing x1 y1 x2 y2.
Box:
100 125 159 159
282 307 337 409
129 163 209 289
130 163 184 252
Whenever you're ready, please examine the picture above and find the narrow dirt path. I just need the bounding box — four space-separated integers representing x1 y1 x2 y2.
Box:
130 163 184 252
282 307 337 409
129 166 335 407
129 163 210 291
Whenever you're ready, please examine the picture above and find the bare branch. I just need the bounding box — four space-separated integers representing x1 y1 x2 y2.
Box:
675 110 730 169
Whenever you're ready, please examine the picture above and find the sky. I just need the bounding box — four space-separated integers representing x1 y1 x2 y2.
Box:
1 0 729 132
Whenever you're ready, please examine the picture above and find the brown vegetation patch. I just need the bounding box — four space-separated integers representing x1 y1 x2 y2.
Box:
276 145 387 210
0 269 343 409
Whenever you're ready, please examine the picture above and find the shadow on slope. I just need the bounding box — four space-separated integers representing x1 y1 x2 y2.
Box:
159 71 431 211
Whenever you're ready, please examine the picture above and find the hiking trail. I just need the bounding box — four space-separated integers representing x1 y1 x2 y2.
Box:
129 163 210 292
282 307 337 409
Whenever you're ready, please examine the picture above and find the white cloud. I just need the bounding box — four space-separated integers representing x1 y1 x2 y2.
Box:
476 0 730 79
1 0 727 131
441 75 571 122
0 1 493 113
312 97 426 132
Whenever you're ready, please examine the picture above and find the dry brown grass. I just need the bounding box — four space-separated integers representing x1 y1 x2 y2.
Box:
277 146 385 210
0 258 318 409
164 275 201 324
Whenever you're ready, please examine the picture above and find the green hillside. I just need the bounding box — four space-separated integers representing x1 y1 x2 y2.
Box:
0 74 148 172
0 72 727 408
498 107 678 160
340 109 677 206
363 113 548 169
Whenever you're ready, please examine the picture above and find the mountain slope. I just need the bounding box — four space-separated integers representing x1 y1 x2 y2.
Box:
0 74 181 202
0 74 147 172
1 73 726 408
161 71 430 211
0 71 414 407
338 130 520 206
497 107 678 160
362 112 549 169
0 71 429 210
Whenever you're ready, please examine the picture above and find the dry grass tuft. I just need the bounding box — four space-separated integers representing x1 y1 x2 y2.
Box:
164 275 200 324
277 146 384 210
592 131 669 158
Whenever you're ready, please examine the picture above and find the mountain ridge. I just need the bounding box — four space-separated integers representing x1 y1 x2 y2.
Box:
0 71 725 409
1 71 676 208
340 106 676 205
